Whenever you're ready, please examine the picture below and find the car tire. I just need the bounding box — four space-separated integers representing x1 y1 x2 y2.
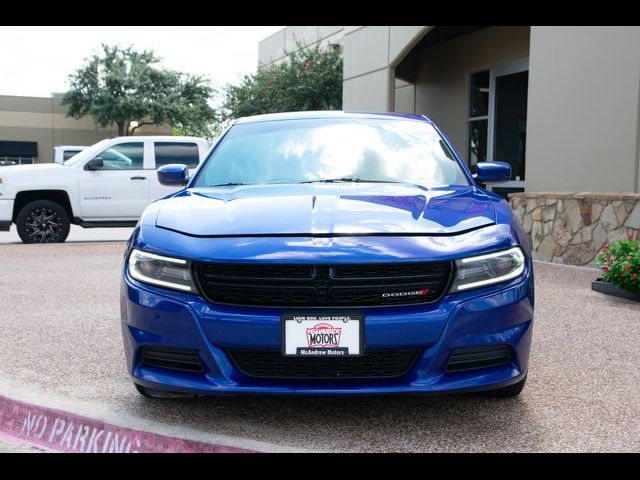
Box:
484 374 527 398
16 200 70 244
134 383 198 399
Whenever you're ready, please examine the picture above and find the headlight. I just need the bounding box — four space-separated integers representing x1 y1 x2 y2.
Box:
450 247 525 292
128 249 196 292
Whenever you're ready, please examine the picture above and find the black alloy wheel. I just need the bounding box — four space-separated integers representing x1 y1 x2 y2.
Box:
16 200 70 244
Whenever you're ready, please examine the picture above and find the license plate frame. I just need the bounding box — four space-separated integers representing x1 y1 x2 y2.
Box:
281 311 364 357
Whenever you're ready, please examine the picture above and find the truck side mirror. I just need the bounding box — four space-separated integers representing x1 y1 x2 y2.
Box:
85 158 104 171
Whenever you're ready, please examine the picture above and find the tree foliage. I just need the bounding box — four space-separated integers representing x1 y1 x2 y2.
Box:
62 44 215 137
218 43 343 123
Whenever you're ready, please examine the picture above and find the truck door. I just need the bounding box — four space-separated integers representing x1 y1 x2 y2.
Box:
78 140 150 220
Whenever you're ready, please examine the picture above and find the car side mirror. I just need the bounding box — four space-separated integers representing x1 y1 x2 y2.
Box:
85 157 104 171
473 161 511 183
158 164 190 186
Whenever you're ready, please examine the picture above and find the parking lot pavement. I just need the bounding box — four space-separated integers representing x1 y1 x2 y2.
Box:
0 241 639 452
0 224 133 244
0 437 42 453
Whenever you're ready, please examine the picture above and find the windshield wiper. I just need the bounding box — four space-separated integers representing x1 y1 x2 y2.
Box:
300 177 396 184
210 182 248 187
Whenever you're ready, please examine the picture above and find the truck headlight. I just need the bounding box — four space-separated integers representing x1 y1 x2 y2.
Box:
450 247 525 292
128 249 196 292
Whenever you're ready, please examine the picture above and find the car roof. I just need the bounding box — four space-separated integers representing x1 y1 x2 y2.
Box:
234 111 432 124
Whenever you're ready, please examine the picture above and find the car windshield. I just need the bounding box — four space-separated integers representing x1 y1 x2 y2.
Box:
193 118 470 187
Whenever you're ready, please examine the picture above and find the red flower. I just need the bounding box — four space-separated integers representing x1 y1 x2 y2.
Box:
602 267 609 272
603 244 609 250
624 265 631 271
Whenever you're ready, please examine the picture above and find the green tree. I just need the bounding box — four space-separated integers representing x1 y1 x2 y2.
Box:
218 43 342 123
62 44 215 137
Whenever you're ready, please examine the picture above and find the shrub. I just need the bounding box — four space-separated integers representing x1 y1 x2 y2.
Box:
595 238 640 293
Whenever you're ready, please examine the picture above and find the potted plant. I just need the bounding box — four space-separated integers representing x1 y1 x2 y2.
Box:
592 239 640 301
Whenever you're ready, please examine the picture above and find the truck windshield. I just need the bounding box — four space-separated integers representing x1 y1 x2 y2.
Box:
193 118 470 187
63 139 112 167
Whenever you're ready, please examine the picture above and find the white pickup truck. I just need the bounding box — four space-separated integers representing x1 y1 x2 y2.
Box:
0 136 209 243
54 145 87 164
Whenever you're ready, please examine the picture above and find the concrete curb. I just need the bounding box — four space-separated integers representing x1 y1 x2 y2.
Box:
532 259 599 272
0 379 311 453
0 394 252 453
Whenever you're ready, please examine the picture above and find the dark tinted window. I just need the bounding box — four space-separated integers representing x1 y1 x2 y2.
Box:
63 150 83 161
468 119 488 167
96 142 144 170
469 70 490 118
154 142 200 168
468 70 490 172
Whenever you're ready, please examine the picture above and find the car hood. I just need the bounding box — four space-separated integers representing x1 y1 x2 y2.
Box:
154 184 496 237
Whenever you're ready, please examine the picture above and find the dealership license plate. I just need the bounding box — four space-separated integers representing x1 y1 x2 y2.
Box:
282 312 363 357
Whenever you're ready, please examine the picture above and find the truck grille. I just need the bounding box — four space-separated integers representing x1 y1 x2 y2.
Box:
228 349 420 379
193 261 452 307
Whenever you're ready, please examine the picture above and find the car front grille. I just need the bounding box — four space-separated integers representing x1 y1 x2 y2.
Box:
228 349 420 379
193 261 452 307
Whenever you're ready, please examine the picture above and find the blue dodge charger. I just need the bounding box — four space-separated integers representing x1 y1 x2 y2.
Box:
121 111 534 398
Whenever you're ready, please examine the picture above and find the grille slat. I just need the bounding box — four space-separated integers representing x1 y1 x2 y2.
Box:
229 349 420 379
333 263 450 278
195 262 452 307
141 346 203 373
200 264 314 279
446 345 512 373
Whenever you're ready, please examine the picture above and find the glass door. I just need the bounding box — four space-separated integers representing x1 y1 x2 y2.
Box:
487 59 529 193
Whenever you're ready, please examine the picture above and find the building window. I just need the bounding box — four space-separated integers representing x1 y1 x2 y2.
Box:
0 140 37 165
468 70 489 169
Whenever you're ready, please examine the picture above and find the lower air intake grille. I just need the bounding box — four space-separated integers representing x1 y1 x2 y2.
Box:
228 349 420 379
141 346 203 373
446 345 512 373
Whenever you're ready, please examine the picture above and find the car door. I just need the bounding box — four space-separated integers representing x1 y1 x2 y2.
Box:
78 140 150 220
149 140 202 201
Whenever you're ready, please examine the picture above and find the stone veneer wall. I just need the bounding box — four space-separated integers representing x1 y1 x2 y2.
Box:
509 193 640 267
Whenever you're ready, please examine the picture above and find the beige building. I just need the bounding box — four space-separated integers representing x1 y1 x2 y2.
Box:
0 93 169 164
259 26 640 266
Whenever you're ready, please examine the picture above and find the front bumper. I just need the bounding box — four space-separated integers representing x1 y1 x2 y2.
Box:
121 267 534 396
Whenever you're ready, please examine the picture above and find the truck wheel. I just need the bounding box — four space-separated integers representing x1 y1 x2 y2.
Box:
16 200 70 244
